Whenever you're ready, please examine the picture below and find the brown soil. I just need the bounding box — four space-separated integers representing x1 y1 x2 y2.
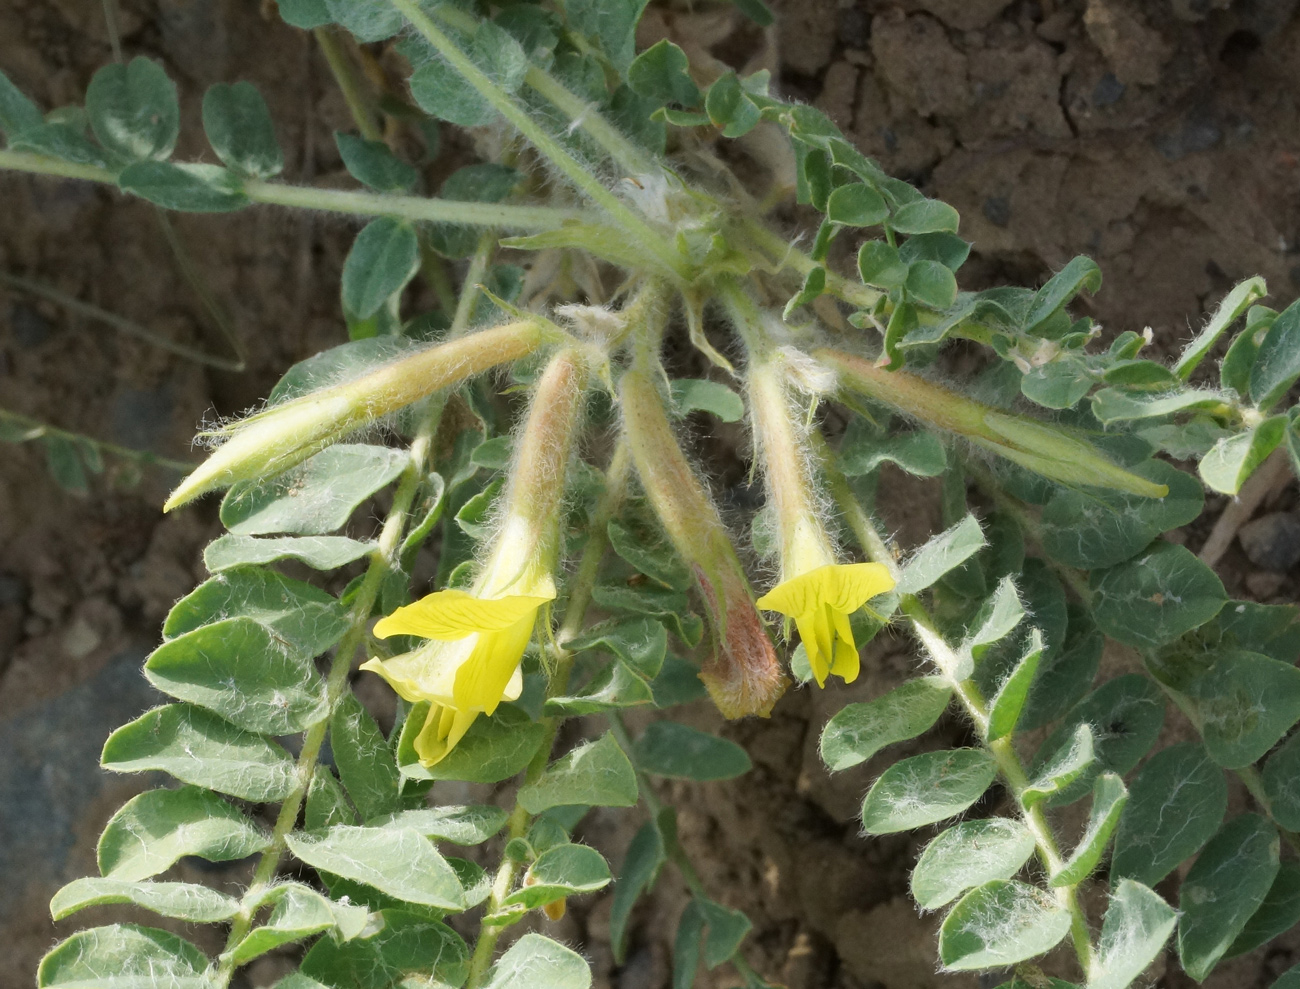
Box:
2 1 1300 987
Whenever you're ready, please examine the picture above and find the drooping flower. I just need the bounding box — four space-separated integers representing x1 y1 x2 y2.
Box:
361 348 587 765
746 353 895 686
620 367 786 718
361 574 555 766
756 562 894 686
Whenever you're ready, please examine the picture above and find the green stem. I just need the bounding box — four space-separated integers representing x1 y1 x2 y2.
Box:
213 406 445 985
426 5 658 180
314 26 383 141
462 443 631 989
387 0 687 280
0 406 194 473
0 149 591 231
824 455 1097 980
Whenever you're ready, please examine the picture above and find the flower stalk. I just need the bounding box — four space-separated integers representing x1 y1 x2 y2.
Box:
619 366 785 718
164 319 550 510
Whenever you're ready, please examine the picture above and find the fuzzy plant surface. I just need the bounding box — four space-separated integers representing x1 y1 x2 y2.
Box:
6 3 1300 989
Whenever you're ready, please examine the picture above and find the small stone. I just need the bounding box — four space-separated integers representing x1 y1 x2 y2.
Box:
983 195 1012 227
1246 571 1288 600
1238 512 1300 572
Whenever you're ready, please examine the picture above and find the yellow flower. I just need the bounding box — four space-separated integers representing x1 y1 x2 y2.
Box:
756 561 894 687
360 581 555 766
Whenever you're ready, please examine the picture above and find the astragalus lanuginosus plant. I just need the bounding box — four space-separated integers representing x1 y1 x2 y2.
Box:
6 2 1300 988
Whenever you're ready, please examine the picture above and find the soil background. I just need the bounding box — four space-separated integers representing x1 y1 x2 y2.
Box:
3 1 1300 987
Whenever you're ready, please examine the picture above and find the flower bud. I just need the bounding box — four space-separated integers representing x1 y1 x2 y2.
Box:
619 367 786 718
164 320 547 511
814 347 1168 499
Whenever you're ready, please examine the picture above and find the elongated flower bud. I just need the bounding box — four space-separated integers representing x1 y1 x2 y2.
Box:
362 348 589 766
620 367 786 718
814 347 1168 499
164 320 547 511
748 357 894 687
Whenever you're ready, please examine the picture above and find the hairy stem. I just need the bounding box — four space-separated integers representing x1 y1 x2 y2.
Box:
0 406 193 473
463 443 631 989
0 149 592 230
213 406 445 984
314 26 383 142
427 4 657 179
825 458 1097 980
387 0 687 280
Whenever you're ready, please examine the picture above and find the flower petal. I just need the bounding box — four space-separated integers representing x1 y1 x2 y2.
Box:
413 703 480 767
453 614 537 714
359 638 468 704
374 588 555 640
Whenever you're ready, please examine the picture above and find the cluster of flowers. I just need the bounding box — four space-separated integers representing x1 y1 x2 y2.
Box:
166 296 1158 766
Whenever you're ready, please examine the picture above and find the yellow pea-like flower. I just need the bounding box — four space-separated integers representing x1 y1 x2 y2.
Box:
360 347 588 767
360 583 555 766
756 562 894 687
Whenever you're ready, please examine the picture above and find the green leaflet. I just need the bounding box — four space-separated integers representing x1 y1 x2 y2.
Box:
939 880 1071 971
820 676 952 771
118 161 248 212
610 820 665 963
286 825 465 910
1185 650 1300 768
1049 773 1127 887
376 805 509 845
1250 297 1300 411
301 909 469 989
201 81 283 178
231 884 368 964
204 534 375 572
910 819 1036 910
335 132 418 192
331 693 403 822
1225 861 1300 959
517 733 639 813
85 57 178 160
1090 543 1226 649
164 566 348 656
1038 460 1204 570
38 925 210 989
670 378 745 423
500 843 612 911
897 515 986 594
1263 731 1300 830
482 932 592 989
101 703 298 802
1178 814 1280 981
986 629 1043 742
221 443 410 536
632 721 752 781
861 748 998 834
97 786 269 882
341 218 421 319
1111 742 1227 889
1089 880 1178 989
50 878 240 924
145 617 329 735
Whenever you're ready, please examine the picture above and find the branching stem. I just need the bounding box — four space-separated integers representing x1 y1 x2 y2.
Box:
0 149 591 230
462 442 632 989
825 456 1097 981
